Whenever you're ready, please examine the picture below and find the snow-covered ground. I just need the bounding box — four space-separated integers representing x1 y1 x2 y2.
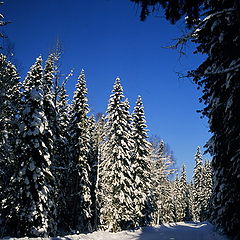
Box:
3 222 228 240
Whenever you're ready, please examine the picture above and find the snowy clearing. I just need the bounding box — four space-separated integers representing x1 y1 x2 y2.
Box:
3 222 228 240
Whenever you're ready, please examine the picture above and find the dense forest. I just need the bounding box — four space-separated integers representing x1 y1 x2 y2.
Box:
0 53 212 237
1 0 239 239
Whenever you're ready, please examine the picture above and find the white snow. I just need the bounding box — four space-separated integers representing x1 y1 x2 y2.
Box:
3 222 228 240
63 222 228 240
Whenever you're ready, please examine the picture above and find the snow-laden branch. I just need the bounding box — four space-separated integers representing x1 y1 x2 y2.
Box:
166 8 236 52
201 8 235 23
204 63 240 75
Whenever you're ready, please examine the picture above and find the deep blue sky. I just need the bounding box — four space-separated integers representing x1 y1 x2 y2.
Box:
2 0 211 180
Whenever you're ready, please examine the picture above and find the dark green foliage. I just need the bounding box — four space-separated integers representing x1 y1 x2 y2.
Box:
88 115 101 231
130 0 203 27
190 2 240 237
67 70 92 232
54 80 70 232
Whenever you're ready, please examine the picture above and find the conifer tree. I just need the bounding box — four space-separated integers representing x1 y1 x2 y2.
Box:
99 77 135 231
159 181 175 224
2 56 56 237
173 164 191 222
56 83 70 137
179 165 188 218
0 54 20 233
173 173 181 222
54 80 71 231
188 181 195 221
180 164 192 221
42 53 57 125
92 114 106 230
192 146 204 221
41 54 60 227
88 116 97 225
42 53 59 166
67 70 92 232
201 160 212 220
88 115 103 231
131 96 152 226
0 54 20 189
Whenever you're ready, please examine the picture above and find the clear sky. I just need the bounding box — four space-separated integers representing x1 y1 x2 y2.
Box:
2 0 211 180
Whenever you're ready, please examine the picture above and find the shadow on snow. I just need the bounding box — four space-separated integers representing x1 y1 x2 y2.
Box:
137 222 218 240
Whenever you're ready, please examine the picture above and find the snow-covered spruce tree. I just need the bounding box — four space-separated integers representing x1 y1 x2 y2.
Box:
99 77 135 232
0 55 20 185
54 79 71 231
173 164 191 222
42 53 62 170
192 146 204 221
56 82 70 139
150 140 175 225
188 181 195 221
0 54 20 232
92 114 106 230
87 115 101 231
180 164 192 221
172 173 182 222
200 160 212 221
42 53 59 223
190 3 240 236
67 70 92 232
42 53 58 133
2 56 56 237
131 96 152 226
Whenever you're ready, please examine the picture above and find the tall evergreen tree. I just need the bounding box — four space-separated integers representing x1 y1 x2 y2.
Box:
131 96 152 226
67 70 92 232
54 80 70 231
180 164 192 221
173 164 191 222
192 146 204 221
87 115 100 231
201 160 212 220
92 114 105 230
42 53 56 123
0 54 20 190
188 181 195 222
2 56 56 237
0 54 20 233
99 77 135 231
173 173 182 222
